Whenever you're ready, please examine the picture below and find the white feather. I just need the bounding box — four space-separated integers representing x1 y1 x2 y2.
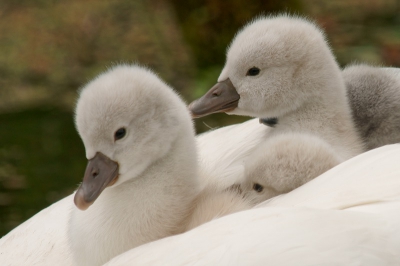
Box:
105 144 400 266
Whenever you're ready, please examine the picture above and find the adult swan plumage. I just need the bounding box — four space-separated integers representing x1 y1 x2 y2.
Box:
106 144 400 266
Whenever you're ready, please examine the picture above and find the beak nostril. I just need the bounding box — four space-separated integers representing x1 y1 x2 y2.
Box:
91 171 99 178
212 91 221 97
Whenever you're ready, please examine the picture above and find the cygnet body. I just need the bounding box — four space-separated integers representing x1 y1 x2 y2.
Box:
189 15 364 160
0 65 249 266
242 133 341 205
344 64 400 150
68 65 200 265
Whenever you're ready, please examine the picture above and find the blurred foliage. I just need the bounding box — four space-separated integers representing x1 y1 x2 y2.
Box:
0 0 194 113
1 0 400 236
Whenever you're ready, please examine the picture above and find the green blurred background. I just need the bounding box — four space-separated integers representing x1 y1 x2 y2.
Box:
1 0 399 236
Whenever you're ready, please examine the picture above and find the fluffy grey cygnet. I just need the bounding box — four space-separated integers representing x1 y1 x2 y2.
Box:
344 64 400 150
189 15 365 161
242 133 341 205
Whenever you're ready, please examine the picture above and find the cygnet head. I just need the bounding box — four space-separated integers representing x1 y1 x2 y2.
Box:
74 65 194 210
242 133 341 205
189 15 341 119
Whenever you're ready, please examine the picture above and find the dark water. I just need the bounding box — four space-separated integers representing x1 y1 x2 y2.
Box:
0 107 86 236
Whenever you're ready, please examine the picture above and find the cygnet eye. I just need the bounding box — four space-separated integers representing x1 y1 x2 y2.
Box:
253 183 264 193
246 67 260 76
114 128 126 141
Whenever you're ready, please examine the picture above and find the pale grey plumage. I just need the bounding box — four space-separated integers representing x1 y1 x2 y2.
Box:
344 64 400 150
243 133 341 205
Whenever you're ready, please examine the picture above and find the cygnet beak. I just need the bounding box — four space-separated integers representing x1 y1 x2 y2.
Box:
188 78 240 118
74 152 119 211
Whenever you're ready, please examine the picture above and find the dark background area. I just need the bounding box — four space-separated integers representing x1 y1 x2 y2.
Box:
1 0 399 236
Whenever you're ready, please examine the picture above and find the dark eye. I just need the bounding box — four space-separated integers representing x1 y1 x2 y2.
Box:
246 67 260 76
253 183 264 193
114 128 126 140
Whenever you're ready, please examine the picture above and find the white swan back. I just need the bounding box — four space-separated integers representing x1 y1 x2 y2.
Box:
105 144 400 265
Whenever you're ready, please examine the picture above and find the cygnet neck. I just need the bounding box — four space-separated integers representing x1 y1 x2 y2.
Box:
69 124 200 266
268 64 364 160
